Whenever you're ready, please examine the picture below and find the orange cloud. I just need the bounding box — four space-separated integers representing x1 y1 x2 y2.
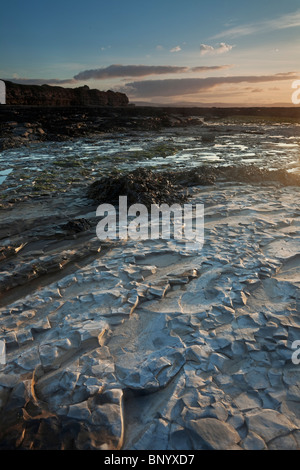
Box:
121 72 298 97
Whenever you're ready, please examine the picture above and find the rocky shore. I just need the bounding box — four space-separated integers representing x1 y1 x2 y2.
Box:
1 103 300 151
0 112 300 450
0 106 205 151
0 176 299 450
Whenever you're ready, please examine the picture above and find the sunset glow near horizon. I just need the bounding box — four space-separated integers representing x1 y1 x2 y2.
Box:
1 0 300 106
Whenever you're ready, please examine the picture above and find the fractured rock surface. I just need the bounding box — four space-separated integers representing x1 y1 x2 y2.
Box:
0 181 300 450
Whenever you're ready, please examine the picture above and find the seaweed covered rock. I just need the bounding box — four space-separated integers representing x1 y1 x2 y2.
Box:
171 167 217 187
87 165 300 211
216 165 300 186
172 165 300 187
87 168 189 208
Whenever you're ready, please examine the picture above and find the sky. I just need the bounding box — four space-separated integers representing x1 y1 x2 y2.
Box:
1 0 300 106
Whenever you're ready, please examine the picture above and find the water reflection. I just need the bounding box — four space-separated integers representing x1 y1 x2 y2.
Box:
0 122 299 192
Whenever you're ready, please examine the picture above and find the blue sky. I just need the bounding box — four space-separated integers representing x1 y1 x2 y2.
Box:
1 0 300 104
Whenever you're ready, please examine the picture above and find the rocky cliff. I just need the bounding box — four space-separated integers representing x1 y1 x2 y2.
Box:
4 81 129 106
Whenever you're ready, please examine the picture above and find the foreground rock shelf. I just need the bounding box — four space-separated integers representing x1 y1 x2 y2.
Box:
2 104 300 151
0 105 206 150
0 181 300 450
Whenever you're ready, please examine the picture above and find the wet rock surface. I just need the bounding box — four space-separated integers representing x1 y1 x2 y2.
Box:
87 164 300 211
0 106 205 151
0 120 300 450
0 180 300 449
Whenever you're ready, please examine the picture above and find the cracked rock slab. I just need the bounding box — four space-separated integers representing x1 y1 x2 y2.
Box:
245 409 297 444
188 417 241 450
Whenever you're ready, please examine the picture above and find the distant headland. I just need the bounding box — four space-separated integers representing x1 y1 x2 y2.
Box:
2 80 129 107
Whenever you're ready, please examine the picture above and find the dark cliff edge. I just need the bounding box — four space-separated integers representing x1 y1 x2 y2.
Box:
3 80 129 107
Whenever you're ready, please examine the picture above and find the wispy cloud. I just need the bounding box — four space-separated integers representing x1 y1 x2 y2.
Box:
4 64 232 86
191 65 233 72
72 64 233 81
100 45 111 51
74 64 189 80
200 43 234 55
4 77 76 85
212 9 300 39
120 72 297 97
170 46 181 53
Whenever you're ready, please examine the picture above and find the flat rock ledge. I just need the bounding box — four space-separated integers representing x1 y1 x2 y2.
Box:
0 183 300 450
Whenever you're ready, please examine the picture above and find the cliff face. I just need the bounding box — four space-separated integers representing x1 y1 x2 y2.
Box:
4 81 129 106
